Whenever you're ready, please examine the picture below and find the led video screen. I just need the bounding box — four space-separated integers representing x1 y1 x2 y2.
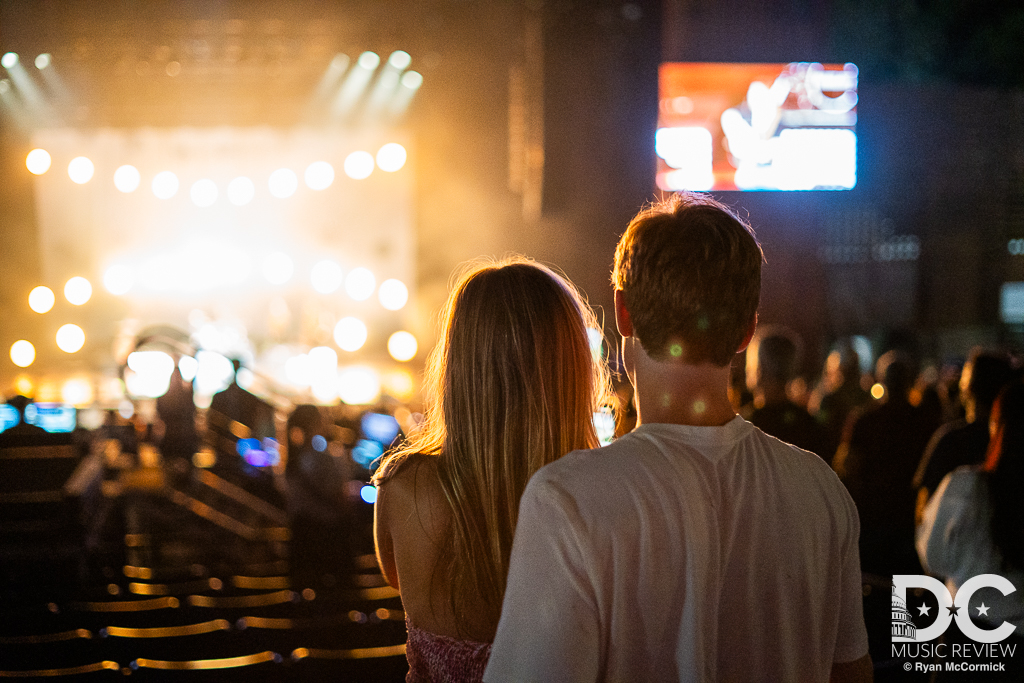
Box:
657 62 858 192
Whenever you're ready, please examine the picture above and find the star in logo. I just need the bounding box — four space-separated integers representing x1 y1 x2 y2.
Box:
917 604 931 616
947 604 960 617
976 603 990 617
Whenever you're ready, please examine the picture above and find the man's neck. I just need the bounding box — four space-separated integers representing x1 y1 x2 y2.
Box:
626 339 737 427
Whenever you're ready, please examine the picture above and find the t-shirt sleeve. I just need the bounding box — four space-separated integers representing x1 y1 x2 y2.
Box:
484 469 601 683
832 483 871 664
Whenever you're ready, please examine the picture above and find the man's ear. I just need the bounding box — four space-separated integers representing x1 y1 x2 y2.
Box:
614 290 633 338
737 313 757 353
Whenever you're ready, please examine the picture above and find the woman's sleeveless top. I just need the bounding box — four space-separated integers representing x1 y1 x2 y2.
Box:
405 617 492 683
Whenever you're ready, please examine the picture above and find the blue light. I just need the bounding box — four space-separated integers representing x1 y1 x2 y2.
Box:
360 485 378 504
352 438 384 468
0 404 20 433
236 438 259 456
361 412 399 444
311 434 327 452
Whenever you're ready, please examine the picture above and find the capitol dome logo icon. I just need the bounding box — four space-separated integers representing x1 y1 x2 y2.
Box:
892 585 917 642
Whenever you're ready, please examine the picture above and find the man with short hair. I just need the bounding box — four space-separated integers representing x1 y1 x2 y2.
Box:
485 193 872 682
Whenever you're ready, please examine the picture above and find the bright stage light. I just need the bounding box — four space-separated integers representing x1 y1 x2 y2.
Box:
1 53 18 69
64 276 92 305
378 279 408 311
178 355 198 381
152 171 179 199
114 165 140 192
126 351 175 398
227 176 255 206
376 143 407 172
285 353 312 387
190 179 218 207
35 53 51 70
68 157 95 184
334 317 368 352
28 286 55 313
401 71 423 90
338 366 380 405
103 265 134 295
358 51 381 70
262 251 294 285
194 351 234 396
14 376 34 396
345 267 376 301
311 260 343 294
344 151 374 180
304 161 335 190
388 51 412 70
269 168 298 198
61 378 93 406
26 149 51 175
10 340 35 368
56 324 85 353
388 331 418 362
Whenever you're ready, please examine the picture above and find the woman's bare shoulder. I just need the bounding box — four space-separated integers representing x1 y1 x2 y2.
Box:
378 453 449 536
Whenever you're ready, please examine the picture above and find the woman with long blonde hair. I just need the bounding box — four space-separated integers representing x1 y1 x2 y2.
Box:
373 257 608 682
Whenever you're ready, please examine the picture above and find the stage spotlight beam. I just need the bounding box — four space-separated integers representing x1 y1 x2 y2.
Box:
331 51 380 118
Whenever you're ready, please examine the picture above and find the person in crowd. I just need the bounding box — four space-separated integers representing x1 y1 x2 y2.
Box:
285 404 352 583
808 341 871 462
0 395 50 444
917 379 1024 678
373 257 608 682
913 349 1015 520
485 193 871 682
833 350 940 577
743 325 827 459
156 359 199 472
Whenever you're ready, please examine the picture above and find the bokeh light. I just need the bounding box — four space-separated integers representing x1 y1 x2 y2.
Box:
68 157 95 184
268 168 298 198
14 376 34 397
401 71 423 89
378 279 408 311
338 366 381 405
113 165 141 193
178 355 199 382
345 267 376 301
193 351 235 396
358 51 381 70
35 53 51 70
61 378 94 406
334 317 368 352
64 276 92 305
309 346 339 403
28 286 55 313
227 176 255 206
376 143 407 172
871 383 885 400
26 149 51 175
388 51 411 70
125 351 175 398
285 354 312 388
311 260 343 294
360 485 378 504
262 252 294 285
152 171 179 199
103 265 134 295
190 179 218 207
343 151 374 180
2 53 19 69
56 324 85 353
387 331 418 362
10 340 35 368
304 161 335 190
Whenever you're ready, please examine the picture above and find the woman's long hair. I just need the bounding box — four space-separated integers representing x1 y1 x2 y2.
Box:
374 257 609 636
982 379 1024 571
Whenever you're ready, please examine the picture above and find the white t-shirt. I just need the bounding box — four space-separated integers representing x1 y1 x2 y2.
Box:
917 468 1024 630
485 417 869 683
